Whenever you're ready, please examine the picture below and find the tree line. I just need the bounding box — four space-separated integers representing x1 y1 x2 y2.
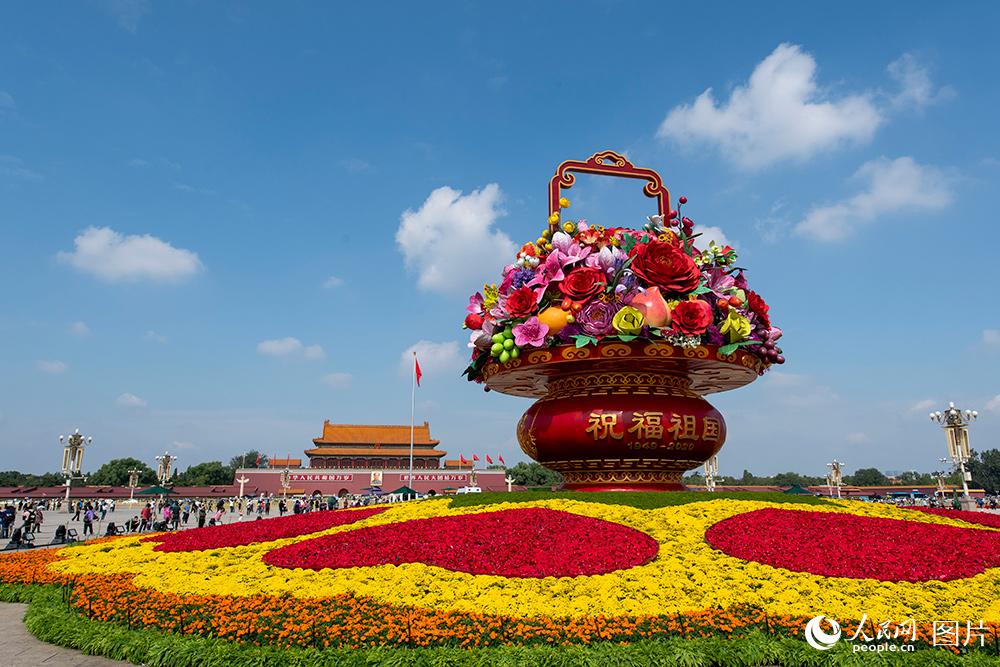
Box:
3 450 1000 494
0 450 270 488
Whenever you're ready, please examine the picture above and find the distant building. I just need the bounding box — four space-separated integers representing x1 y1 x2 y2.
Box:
305 421 446 470
238 420 508 496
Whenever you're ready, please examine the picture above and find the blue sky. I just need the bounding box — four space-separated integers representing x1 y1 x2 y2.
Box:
1 1 998 477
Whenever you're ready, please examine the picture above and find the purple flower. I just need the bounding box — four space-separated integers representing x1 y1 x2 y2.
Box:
577 300 616 337
511 268 535 289
550 231 592 267
704 268 735 299
512 317 549 347
733 270 749 291
705 326 725 346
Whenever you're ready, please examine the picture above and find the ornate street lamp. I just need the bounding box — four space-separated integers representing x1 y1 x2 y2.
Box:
280 466 291 498
930 402 977 504
826 460 843 499
127 468 141 502
155 452 177 486
704 455 719 492
59 429 92 510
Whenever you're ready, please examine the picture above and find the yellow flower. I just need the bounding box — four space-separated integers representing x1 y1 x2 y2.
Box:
719 309 751 342
562 221 575 234
559 197 570 209
482 284 499 311
612 306 645 335
548 213 560 224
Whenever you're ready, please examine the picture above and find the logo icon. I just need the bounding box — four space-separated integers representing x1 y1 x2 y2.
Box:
805 615 842 651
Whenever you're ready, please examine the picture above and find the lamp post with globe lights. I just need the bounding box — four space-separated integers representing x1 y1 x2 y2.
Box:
930 402 977 509
59 429 92 511
704 455 719 492
127 468 141 502
826 460 843 499
155 452 177 486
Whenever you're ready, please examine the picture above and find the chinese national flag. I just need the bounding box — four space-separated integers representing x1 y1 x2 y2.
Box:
486 455 494 464
254 454 261 467
460 455 468 464
498 454 505 465
473 454 479 461
414 356 423 387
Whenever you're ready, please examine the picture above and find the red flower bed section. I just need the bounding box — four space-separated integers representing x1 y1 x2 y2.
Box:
705 508 1000 582
143 508 387 552
262 507 659 577
906 507 1000 529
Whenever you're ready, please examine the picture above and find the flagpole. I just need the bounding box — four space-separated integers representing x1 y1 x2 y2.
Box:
408 351 416 500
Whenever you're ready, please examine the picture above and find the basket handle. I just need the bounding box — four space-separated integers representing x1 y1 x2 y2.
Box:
548 150 670 232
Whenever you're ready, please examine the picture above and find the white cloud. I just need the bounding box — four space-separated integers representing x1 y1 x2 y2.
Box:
658 43 881 169
172 440 196 450
693 225 733 249
761 371 838 407
128 158 150 168
887 53 954 111
0 155 42 180
144 330 168 344
0 91 14 109
983 329 1000 346
116 392 147 408
57 227 203 283
69 321 91 336
322 276 344 289
399 340 464 379
173 182 215 195
396 184 516 293
987 395 1000 413
321 372 352 390
846 432 871 444
257 337 325 360
98 0 150 32
795 157 952 241
908 398 937 415
339 158 373 173
37 360 68 374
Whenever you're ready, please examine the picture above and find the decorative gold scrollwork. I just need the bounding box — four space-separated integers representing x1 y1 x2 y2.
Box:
561 347 592 361
526 350 553 364
643 343 675 358
599 343 632 358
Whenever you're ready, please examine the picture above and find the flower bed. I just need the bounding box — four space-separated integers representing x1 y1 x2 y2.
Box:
2 496 1000 655
705 507 1000 582
907 506 1000 529
261 507 659 577
143 507 386 552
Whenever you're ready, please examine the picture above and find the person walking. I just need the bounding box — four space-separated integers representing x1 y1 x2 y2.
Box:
140 503 152 531
33 504 43 534
82 504 95 537
197 503 206 528
72 500 82 521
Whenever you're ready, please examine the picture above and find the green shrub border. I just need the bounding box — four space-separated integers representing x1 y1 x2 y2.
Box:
2 582 999 666
448 490 835 510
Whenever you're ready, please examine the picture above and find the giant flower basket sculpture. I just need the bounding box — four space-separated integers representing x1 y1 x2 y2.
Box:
463 152 783 491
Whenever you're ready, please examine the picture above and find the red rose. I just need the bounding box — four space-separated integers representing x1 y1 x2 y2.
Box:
747 290 770 329
503 286 537 318
671 299 713 335
558 267 607 301
464 313 485 330
629 239 700 294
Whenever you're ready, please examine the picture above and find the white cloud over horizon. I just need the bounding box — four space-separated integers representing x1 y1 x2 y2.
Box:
399 340 464 379
257 337 325 360
795 157 952 241
987 395 1000 413
57 227 203 283
658 43 882 169
323 275 344 289
70 321 91 336
887 53 955 111
396 184 516 293
116 392 147 408
983 329 1000 346
321 372 352 390
37 360 68 374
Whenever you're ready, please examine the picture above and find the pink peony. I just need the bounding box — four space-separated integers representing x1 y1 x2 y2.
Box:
512 317 549 347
